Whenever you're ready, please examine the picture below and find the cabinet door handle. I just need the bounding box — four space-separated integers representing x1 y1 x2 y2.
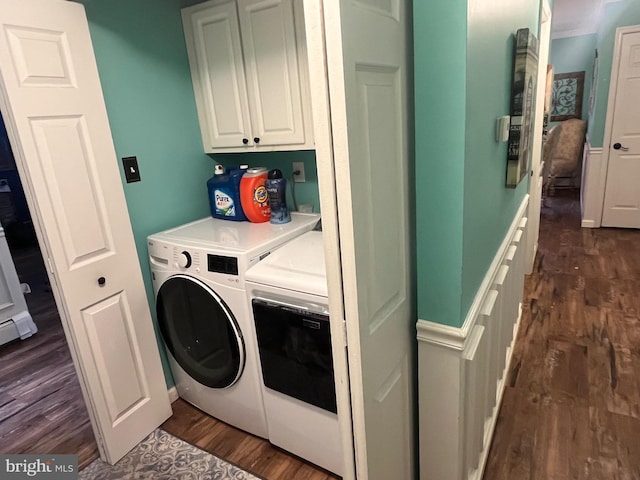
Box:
253 137 260 144
98 276 106 287
242 138 249 145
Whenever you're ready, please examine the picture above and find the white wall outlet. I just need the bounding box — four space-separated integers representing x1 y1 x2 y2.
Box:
292 162 305 182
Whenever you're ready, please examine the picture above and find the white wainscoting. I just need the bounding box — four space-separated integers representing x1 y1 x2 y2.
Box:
580 142 605 228
416 195 529 480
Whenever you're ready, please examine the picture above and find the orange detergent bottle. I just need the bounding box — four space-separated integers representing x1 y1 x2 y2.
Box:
239 167 271 223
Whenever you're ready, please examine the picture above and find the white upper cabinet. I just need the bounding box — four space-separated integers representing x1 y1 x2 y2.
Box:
182 0 313 152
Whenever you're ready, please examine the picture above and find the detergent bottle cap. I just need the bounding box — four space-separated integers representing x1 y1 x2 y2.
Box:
244 167 268 177
214 164 224 175
268 169 283 179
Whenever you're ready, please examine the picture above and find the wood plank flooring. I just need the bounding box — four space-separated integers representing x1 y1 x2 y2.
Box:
0 240 99 469
484 189 640 480
162 398 339 480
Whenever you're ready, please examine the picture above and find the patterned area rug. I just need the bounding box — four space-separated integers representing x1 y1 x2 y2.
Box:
80 429 261 479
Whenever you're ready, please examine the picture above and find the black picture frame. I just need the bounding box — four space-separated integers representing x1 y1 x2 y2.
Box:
507 28 539 188
550 71 585 121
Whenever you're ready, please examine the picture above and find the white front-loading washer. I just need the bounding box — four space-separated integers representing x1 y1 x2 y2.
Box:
147 213 320 438
245 231 343 475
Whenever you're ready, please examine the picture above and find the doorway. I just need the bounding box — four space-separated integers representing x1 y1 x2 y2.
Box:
0 114 99 469
601 25 640 228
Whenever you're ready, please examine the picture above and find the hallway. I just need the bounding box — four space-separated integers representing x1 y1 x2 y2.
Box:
484 190 640 479
0 242 99 469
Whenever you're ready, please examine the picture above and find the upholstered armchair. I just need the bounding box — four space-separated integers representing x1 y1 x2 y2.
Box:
542 118 586 196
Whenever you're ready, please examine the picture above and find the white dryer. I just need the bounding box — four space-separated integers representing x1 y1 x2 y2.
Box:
245 231 343 475
147 213 320 438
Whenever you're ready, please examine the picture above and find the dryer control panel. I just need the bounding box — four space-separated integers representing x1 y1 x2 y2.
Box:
208 254 238 276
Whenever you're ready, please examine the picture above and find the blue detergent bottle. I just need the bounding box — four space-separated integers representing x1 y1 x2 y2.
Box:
207 164 247 221
265 168 291 224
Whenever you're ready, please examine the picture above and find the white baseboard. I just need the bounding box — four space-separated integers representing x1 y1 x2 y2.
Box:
168 386 179 403
416 194 529 480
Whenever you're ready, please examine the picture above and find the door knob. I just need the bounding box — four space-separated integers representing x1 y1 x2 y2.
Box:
613 142 629 151
242 138 249 145
98 277 106 287
253 137 260 144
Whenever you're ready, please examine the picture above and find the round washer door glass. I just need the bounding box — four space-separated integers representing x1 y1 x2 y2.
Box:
156 275 245 388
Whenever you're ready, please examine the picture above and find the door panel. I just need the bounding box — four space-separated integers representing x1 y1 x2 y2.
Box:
603 30 640 228
238 0 305 145
30 116 113 264
82 292 149 422
183 1 252 149
0 0 171 464
354 67 405 331
5 26 76 87
320 0 414 478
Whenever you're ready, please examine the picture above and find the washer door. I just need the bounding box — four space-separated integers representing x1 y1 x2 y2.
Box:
156 275 245 388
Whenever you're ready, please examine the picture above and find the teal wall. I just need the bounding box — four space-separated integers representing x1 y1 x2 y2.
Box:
589 0 640 146
461 0 540 325
414 0 467 327
415 0 541 328
80 0 320 386
549 34 597 127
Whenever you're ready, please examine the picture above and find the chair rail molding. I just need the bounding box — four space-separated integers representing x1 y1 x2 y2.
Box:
416 194 529 480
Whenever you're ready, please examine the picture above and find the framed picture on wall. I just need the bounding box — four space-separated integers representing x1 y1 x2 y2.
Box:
506 28 539 188
550 70 585 121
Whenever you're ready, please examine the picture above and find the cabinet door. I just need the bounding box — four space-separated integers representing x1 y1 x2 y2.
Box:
238 0 306 147
183 1 253 150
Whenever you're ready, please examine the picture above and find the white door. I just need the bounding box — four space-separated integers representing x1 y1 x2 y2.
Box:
602 27 640 228
304 1 414 479
238 0 306 147
526 0 551 273
182 0 253 150
0 0 172 464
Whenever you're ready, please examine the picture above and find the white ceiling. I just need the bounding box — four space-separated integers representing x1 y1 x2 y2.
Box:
551 0 621 39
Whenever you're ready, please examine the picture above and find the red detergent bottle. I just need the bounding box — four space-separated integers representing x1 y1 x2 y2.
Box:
239 167 270 223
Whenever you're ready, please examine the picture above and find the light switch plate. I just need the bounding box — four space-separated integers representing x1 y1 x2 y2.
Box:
496 115 511 142
122 156 141 183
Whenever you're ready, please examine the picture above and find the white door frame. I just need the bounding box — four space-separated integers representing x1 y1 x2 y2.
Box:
600 23 640 218
526 0 551 274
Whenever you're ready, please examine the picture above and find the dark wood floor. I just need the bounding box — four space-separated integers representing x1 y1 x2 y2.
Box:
484 189 640 479
0 239 99 469
163 398 339 480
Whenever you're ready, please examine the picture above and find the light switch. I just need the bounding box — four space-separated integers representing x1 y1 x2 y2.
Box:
122 156 141 183
496 115 511 142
